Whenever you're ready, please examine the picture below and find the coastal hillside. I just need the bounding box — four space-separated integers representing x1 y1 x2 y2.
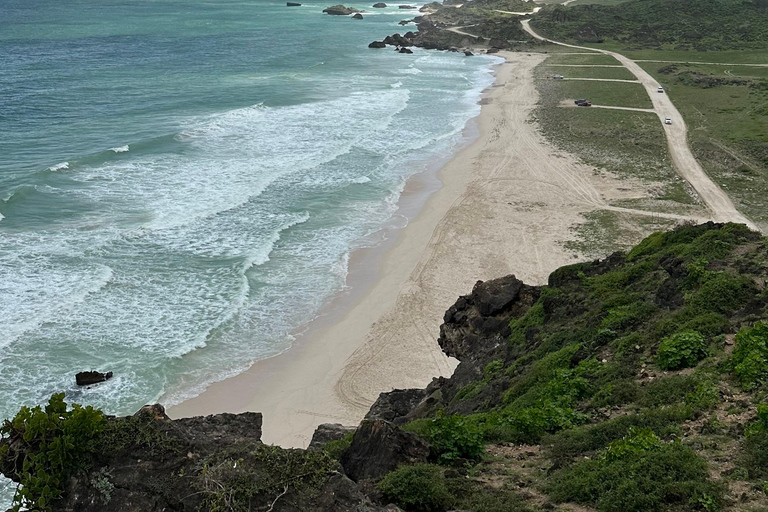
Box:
530 0 768 49
4 222 768 511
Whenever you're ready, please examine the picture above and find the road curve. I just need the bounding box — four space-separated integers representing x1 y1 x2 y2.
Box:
521 19 757 229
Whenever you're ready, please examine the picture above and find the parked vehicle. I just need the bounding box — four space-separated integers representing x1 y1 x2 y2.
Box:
574 99 587 105
657 87 664 93
576 100 592 107
553 74 564 79
664 117 672 124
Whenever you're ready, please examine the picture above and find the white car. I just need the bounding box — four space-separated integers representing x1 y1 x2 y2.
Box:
664 117 672 125
657 87 664 93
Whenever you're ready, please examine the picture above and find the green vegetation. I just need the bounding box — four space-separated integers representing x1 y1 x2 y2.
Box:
378 463 536 512
378 464 452 512
322 431 354 459
404 413 485 463
0 394 106 512
731 321 768 388
547 429 723 512
530 0 768 50
657 331 708 370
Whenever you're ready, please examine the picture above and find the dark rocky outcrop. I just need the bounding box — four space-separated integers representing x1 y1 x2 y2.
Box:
398 4 416 8
366 388 427 424
287 2 302 5
75 370 113 386
383 33 414 46
340 420 429 482
373 2 387 6
323 4 360 15
309 423 356 449
352 12 364 18
368 40 387 48
464 50 474 56
398 47 413 53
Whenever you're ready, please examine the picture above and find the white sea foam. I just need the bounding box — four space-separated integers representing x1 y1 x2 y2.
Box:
110 145 130 153
48 162 69 171
0 43 502 435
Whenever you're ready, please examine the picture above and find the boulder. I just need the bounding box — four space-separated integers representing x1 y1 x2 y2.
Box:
352 12 364 18
399 4 416 8
368 41 387 48
287 2 302 5
340 419 429 482
464 50 474 56
75 370 113 386
309 423 356 449
403 31 417 38
398 47 414 53
398 19 413 25
373 2 387 6
323 4 360 15
366 388 427 424
487 47 500 54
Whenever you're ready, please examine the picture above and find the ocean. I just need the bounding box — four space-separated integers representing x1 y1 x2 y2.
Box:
0 0 498 501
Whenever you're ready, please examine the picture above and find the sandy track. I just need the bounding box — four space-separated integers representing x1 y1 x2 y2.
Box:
521 20 756 229
169 53 704 447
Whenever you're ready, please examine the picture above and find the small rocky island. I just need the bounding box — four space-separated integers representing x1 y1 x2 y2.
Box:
322 4 361 14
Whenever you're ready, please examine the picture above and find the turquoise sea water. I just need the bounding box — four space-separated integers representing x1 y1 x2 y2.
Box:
0 0 498 500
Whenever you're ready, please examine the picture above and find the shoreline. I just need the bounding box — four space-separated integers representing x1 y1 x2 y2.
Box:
168 51 663 447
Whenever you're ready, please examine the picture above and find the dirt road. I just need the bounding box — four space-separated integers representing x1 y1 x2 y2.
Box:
521 20 756 229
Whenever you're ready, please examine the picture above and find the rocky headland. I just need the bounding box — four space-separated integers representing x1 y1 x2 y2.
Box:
5 223 768 511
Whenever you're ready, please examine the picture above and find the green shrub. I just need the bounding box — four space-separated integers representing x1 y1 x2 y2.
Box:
547 432 722 512
322 432 353 460
378 464 452 512
685 272 755 316
545 404 694 466
731 322 768 388
745 404 768 437
657 331 708 370
421 413 485 463
600 427 661 462
504 400 587 444
0 393 106 512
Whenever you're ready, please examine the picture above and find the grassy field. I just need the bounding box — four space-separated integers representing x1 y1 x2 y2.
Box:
542 79 652 108
542 65 636 80
546 53 620 65
640 60 768 226
535 63 695 208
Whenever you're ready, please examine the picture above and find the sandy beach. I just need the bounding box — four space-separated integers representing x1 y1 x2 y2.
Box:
168 51 675 447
